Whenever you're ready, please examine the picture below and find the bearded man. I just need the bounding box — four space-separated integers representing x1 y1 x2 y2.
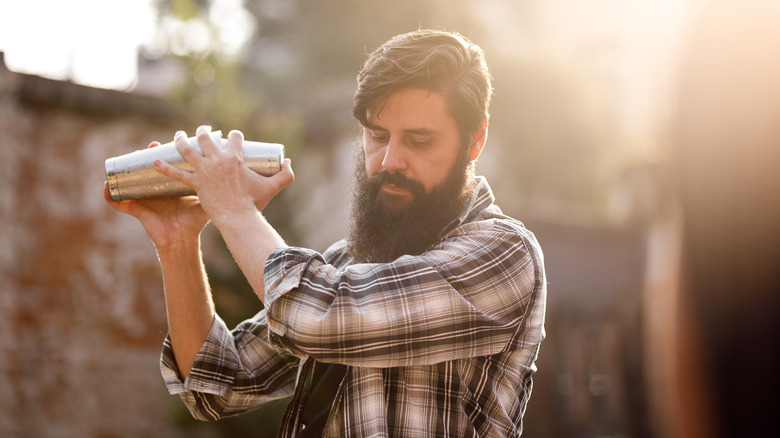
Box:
106 29 547 437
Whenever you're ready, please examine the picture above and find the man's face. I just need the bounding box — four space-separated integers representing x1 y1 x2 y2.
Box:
348 88 481 263
362 88 467 208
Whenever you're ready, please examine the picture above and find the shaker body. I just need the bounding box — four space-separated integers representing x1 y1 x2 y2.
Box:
106 131 284 201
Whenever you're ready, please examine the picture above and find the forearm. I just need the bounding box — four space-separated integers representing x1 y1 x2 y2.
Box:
154 126 292 305
212 208 286 305
262 223 545 367
157 236 215 378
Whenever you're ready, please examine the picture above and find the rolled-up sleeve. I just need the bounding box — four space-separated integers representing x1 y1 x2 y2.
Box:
160 312 299 420
262 218 545 369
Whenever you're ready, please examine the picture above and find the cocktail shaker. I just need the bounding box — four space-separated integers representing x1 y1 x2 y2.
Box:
106 131 284 201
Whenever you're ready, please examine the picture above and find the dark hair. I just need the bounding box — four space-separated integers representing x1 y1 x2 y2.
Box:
353 29 493 143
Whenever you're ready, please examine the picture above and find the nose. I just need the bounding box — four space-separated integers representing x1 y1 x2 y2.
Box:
381 139 408 172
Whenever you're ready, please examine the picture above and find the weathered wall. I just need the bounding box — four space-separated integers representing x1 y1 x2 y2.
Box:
0 64 199 437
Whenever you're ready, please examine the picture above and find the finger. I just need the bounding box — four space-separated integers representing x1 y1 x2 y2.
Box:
146 140 162 149
153 158 195 187
174 131 204 167
104 181 134 215
103 181 119 206
196 125 220 157
170 130 187 147
226 130 244 158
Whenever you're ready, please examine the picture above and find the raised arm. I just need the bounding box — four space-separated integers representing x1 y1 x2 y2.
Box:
262 217 547 369
105 125 294 377
103 158 213 378
151 126 295 304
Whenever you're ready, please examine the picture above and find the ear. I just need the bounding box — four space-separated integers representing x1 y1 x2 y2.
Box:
467 118 488 161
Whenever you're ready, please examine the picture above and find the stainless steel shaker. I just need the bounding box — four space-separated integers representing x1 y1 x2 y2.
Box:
106 131 284 201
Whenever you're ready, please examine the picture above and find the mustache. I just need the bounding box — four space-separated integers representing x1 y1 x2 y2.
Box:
368 170 426 194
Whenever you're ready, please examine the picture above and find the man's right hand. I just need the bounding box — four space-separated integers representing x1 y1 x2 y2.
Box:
103 141 210 250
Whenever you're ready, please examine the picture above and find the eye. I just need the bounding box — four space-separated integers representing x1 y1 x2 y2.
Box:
409 136 431 148
368 129 388 144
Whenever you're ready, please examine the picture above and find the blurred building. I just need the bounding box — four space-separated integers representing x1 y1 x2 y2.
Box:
523 214 653 437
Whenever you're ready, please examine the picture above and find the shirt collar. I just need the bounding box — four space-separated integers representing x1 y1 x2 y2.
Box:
448 176 495 230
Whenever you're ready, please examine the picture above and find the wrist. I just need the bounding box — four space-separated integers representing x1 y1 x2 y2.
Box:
153 232 202 257
209 202 261 231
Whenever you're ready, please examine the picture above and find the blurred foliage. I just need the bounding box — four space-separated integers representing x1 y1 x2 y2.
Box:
150 0 267 135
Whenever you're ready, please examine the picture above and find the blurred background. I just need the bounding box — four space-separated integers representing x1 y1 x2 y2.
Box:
1 0 777 437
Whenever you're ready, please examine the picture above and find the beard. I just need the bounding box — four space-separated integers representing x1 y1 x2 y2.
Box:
347 147 476 263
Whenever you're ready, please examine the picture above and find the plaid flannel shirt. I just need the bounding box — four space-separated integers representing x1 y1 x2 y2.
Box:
161 177 547 437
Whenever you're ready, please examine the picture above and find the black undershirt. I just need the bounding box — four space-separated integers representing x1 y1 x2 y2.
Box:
298 360 348 437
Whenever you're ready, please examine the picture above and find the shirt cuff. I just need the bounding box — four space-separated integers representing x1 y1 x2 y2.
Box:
264 246 322 306
160 314 235 396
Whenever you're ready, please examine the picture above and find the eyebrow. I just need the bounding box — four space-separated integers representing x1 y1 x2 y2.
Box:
364 122 438 136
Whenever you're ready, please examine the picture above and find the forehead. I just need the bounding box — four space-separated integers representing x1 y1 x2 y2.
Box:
367 88 455 131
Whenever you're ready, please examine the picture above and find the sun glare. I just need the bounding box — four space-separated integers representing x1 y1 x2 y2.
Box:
0 0 156 90
0 0 254 91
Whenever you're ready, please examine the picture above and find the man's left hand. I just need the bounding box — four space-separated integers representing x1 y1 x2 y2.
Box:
152 125 295 224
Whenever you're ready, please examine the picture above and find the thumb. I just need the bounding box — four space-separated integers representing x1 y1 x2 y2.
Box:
245 158 294 211
270 158 295 190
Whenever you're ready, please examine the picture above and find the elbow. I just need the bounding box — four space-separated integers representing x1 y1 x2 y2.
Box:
179 392 228 422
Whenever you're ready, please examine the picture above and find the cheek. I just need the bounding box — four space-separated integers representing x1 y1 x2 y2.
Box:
415 154 454 191
363 146 383 177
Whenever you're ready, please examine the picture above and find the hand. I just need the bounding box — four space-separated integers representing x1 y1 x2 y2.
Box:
153 126 295 225
104 140 210 250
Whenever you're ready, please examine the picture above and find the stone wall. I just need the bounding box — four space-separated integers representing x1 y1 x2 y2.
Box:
0 62 202 437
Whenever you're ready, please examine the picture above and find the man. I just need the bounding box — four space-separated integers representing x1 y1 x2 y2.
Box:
106 29 546 437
